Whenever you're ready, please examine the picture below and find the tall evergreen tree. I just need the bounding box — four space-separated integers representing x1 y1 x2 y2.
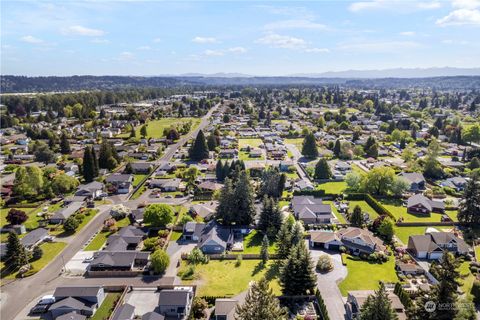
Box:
260 235 269 264
5 232 29 269
280 240 316 295
215 160 224 181
60 133 71 154
350 205 363 227
207 133 218 151
457 174 480 224
359 283 398 320
91 146 99 177
333 139 342 157
258 196 282 237
140 124 148 138
189 130 209 161
301 133 319 158
82 146 95 182
232 171 256 225
216 178 235 224
276 221 292 259
235 278 288 320
314 158 332 179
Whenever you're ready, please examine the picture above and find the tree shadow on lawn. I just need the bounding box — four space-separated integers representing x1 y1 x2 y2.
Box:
251 260 281 280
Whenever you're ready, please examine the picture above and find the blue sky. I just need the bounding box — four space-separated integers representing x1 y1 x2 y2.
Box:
2 0 480 76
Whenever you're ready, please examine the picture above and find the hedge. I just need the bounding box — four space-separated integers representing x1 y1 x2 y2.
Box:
315 289 330 320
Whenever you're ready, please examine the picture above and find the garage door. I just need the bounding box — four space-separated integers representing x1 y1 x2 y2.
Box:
328 244 340 251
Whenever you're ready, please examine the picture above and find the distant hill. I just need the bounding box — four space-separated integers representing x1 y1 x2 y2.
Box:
2 74 480 93
290 67 480 78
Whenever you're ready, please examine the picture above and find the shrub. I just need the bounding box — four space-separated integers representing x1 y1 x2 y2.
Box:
158 230 169 238
31 246 43 261
63 216 79 232
235 254 242 267
187 248 209 265
6 209 28 225
471 280 480 304
143 237 159 251
75 213 85 222
178 265 196 280
150 249 170 274
191 297 208 319
316 255 334 273
144 204 174 227
158 238 166 248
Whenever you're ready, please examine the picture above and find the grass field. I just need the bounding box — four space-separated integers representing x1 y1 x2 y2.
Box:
238 138 264 149
233 230 277 254
338 254 398 296
458 260 475 295
91 292 121 320
132 174 149 187
119 118 200 139
84 217 130 251
1 241 67 279
182 260 281 296
284 138 304 150
316 181 347 194
378 198 458 223
238 151 265 161
1 202 64 231
394 226 428 244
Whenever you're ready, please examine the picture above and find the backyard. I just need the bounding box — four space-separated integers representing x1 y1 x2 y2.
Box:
182 259 281 296
338 254 398 296
379 198 458 223
91 292 122 320
235 230 277 254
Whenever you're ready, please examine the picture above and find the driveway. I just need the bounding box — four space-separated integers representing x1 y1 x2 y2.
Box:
165 241 197 278
310 247 348 320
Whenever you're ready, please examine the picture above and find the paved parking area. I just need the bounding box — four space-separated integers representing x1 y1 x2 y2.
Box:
124 288 160 316
64 250 94 276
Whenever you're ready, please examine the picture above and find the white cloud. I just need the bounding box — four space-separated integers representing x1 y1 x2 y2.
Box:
192 36 218 44
118 51 134 60
264 19 327 30
304 48 330 53
62 25 105 36
349 0 441 12
436 8 480 25
338 40 421 52
153 38 161 43
202 47 247 57
435 0 480 26
20 35 44 44
399 31 416 36
256 33 306 49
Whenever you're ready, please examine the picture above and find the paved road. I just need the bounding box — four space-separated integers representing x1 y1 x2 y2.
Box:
0 104 220 320
310 248 348 320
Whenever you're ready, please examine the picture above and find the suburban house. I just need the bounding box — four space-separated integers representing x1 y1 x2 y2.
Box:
130 162 154 174
50 202 84 224
214 298 238 320
197 181 223 193
291 196 334 224
50 286 105 319
345 290 407 320
88 251 150 273
440 177 468 192
407 231 471 260
310 227 386 255
219 149 237 159
75 181 104 199
105 174 133 194
407 194 445 215
190 202 217 220
399 172 426 192
149 178 182 192
112 303 135 320
157 288 194 320
104 226 146 251
20 227 49 250
183 221 235 254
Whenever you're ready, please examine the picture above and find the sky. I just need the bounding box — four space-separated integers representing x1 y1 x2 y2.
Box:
1 0 480 76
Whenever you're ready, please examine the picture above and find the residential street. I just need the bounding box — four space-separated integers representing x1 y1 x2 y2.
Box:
0 104 218 320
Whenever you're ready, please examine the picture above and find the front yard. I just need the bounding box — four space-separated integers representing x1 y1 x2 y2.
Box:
181 259 281 296
84 217 130 251
338 254 398 296
1 241 67 279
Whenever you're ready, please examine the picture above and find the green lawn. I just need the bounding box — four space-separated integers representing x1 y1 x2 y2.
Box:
132 174 149 187
238 151 265 161
182 260 281 296
235 230 277 254
458 260 475 295
394 226 428 244
323 201 347 224
1 241 67 279
170 231 183 242
84 217 130 251
135 118 200 139
285 171 299 180
317 181 347 195
91 292 121 320
238 138 264 149
1 202 64 231
50 209 98 237
475 246 480 261
339 255 398 296
379 199 458 223
284 138 303 150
